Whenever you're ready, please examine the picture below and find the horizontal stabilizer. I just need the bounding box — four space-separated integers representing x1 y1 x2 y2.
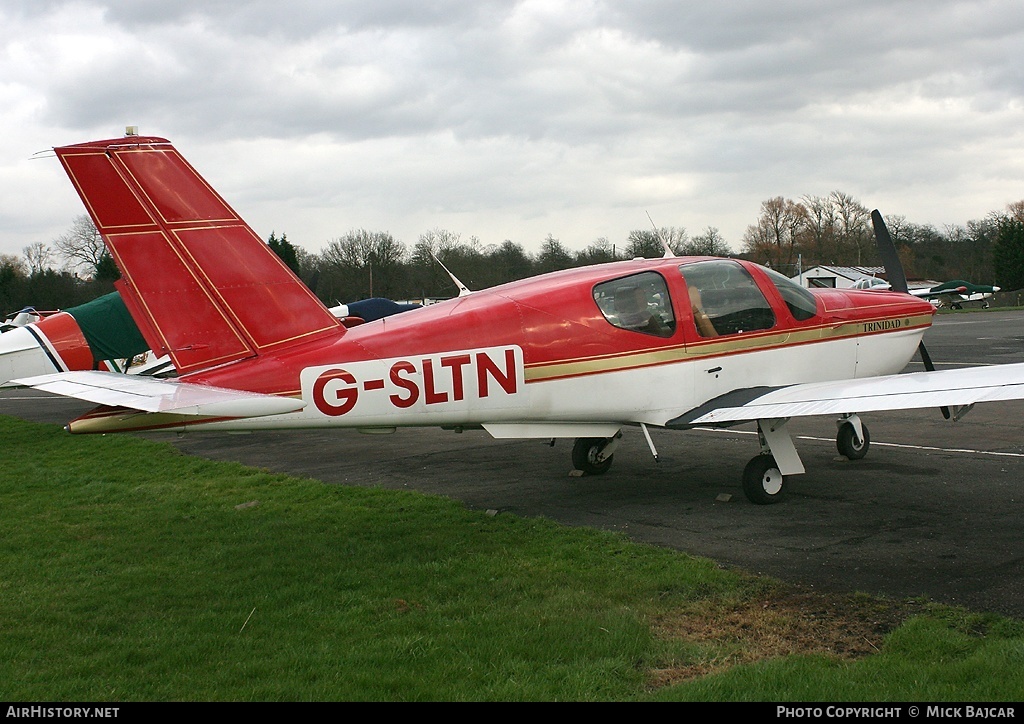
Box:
14 371 305 418
685 363 1024 425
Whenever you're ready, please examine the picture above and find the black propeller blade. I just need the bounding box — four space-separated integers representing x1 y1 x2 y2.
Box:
870 210 908 294
870 209 950 419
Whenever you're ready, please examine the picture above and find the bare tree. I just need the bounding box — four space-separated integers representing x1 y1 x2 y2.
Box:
322 229 406 270
408 229 494 295
53 215 106 277
575 237 616 265
684 227 731 256
1007 199 1024 224
831 191 871 265
801 194 838 263
319 229 407 300
412 228 464 262
741 197 807 270
22 242 54 276
880 213 909 246
625 226 688 258
0 254 27 279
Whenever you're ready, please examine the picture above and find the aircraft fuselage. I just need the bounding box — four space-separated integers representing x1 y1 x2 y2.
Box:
67 256 934 435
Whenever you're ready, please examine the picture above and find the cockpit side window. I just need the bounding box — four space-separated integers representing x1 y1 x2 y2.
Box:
593 271 675 338
679 260 775 337
760 267 819 321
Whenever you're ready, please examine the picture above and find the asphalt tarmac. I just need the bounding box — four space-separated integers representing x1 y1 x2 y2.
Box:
4 309 1024 618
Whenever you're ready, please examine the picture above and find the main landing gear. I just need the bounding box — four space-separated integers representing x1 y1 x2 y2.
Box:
570 414 871 505
742 454 784 505
739 418 804 505
740 414 870 505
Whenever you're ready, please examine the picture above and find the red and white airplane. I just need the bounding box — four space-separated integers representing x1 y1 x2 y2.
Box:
16 134 1024 504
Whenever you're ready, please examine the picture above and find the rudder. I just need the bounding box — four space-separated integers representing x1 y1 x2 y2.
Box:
54 135 341 375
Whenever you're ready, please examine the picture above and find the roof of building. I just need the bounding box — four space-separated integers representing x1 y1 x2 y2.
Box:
795 265 886 281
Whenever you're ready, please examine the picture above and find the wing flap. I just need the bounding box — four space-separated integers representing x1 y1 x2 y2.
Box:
483 422 621 439
14 371 305 418
685 363 1024 425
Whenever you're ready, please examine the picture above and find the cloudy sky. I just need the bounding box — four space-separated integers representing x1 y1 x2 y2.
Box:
1 0 1022 262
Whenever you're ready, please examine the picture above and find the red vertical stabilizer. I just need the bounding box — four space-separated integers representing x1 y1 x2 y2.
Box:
54 136 342 375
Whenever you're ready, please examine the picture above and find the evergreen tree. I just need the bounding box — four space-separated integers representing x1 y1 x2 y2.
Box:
993 217 1024 291
94 252 120 282
268 231 301 276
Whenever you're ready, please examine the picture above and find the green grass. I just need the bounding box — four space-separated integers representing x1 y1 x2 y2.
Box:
654 614 1024 701
1 416 1022 701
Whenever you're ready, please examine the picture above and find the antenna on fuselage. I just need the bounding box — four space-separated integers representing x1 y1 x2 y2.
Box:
432 253 472 297
646 211 676 258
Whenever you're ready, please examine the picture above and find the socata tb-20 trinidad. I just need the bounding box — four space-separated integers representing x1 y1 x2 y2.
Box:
16 133 1024 504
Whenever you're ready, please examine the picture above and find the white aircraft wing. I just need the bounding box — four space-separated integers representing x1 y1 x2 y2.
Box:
914 290 965 305
13 370 305 418
675 363 1024 426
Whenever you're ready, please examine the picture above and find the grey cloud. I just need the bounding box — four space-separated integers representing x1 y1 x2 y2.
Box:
74 0 508 36
2 0 1022 257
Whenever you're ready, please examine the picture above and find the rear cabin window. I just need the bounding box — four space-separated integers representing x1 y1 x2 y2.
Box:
593 271 675 338
679 260 775 337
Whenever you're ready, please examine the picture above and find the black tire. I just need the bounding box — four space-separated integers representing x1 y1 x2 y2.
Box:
836 422 870 460
571 437 613 475
742 454 784 505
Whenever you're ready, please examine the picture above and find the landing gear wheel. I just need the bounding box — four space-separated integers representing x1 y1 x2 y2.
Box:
742 454 784 505
836 423 870 460
571 437 613 475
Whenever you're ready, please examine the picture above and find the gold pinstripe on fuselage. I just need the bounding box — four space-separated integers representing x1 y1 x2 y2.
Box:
524 312 933 383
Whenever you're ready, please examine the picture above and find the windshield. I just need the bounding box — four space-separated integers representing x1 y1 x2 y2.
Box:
760 267 819 321
679 260 775 337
